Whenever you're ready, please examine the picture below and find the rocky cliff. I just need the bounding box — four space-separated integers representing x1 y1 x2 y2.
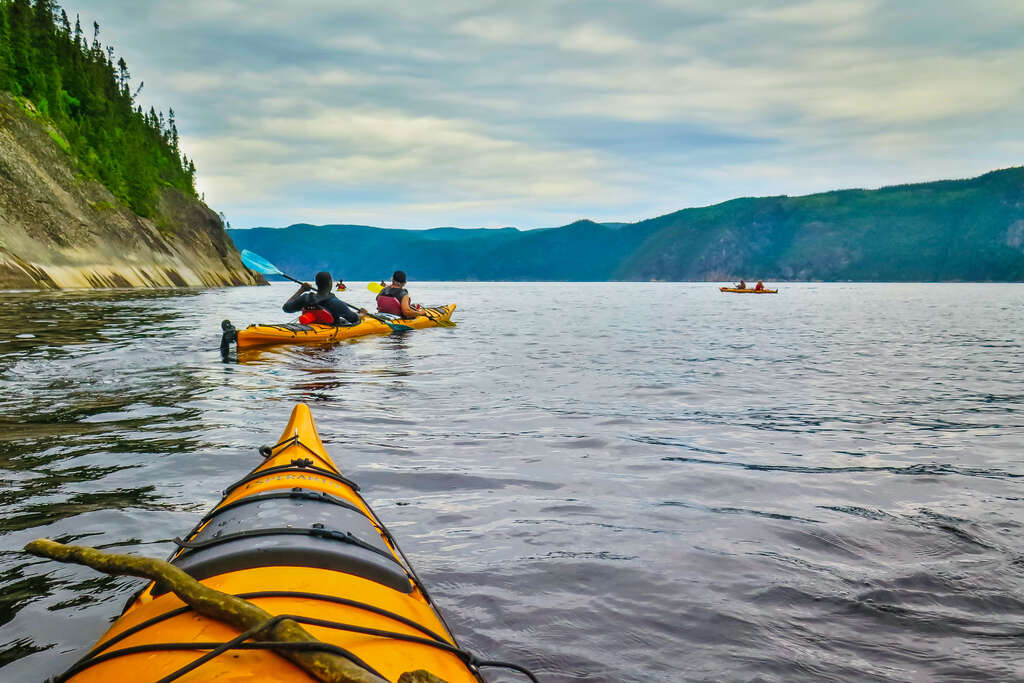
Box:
0 93 262 289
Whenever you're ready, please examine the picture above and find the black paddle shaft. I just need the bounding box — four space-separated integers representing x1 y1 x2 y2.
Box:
278 273 305 285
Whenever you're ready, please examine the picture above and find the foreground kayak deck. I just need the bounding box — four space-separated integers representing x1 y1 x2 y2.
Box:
227 303 456 349
61 403 482 683
719 287 778 294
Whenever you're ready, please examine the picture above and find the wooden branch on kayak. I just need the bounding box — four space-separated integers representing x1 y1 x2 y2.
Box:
398 671 451 683
24 538 450 683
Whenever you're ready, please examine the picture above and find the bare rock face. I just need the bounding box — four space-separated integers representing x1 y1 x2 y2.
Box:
0 93 265 290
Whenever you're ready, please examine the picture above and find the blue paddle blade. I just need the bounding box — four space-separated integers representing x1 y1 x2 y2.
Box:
240 250 282 275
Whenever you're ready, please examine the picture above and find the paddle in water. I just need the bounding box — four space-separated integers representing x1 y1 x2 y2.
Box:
367 313 414 331
238 250 413 331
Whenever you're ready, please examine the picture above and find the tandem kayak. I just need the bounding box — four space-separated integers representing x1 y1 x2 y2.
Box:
719 287 778 294
222 304 456 351
56 403 513 683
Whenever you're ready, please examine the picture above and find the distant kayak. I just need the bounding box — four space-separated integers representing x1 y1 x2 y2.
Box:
222 303 456 350
719 287 778 294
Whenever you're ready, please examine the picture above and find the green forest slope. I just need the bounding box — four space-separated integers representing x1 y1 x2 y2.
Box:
230 220 652 282
230 167 1024 282
619 167 1024 281
0 0 195 217
0 0 260 289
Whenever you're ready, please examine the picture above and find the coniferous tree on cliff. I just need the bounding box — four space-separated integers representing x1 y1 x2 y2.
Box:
0 0 197 218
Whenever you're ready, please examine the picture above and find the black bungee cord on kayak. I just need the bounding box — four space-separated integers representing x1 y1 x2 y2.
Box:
50 437 540 683
50 601 540 682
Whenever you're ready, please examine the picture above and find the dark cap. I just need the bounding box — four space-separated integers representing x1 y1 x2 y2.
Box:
392 270 407 284
314 271 332 293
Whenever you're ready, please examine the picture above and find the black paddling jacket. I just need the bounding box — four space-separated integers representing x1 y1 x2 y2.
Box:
283 291 359 324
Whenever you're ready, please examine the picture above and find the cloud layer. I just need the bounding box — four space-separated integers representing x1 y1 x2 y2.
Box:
70 0 1024 228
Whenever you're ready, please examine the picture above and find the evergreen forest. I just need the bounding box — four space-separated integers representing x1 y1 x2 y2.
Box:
0 0 196 217
229 167 1024 282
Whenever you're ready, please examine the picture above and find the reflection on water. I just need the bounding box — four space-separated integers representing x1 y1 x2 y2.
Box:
0 283 1023 681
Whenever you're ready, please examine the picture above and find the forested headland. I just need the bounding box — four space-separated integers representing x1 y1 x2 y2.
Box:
0 0 194 217
0 0 260 289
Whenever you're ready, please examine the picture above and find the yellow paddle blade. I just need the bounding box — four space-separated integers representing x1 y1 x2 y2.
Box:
367 282 384 294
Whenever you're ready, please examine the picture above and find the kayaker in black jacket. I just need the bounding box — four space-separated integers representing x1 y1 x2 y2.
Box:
376 270 423 318
283 271 364 325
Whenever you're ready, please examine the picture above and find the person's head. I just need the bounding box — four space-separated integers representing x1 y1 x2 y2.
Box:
314 271 332 294
392 270 407 286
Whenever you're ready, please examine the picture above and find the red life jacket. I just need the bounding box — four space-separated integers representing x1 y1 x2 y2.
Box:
376 295 403 316
298 309 335 325
376 286 408 316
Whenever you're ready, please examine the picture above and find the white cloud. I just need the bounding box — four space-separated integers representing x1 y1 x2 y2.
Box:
559 23 639 54
324 34 449 62
454 14 639 54
165 72 228 93
739 0 878 26
453 16 539 45
187 103 626 215
540 47 1024 133
70 0 1024 228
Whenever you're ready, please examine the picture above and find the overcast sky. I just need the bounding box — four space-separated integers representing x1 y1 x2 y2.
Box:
68 0 1024 229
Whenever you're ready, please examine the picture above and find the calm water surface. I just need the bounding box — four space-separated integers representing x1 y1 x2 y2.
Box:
0 282 1022 682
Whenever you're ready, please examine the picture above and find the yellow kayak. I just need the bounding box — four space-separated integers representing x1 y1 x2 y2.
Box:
59 403 485 682
719 287 778 294
222 304 456 350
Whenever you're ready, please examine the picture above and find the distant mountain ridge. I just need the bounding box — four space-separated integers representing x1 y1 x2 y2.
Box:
228 167 1024 282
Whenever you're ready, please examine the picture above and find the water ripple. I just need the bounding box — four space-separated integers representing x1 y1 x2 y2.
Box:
0 283 1022 681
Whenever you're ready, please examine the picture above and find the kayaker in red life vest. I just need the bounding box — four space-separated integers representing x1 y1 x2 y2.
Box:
376 270 422 318
754 280 765 291
283 271 365 325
